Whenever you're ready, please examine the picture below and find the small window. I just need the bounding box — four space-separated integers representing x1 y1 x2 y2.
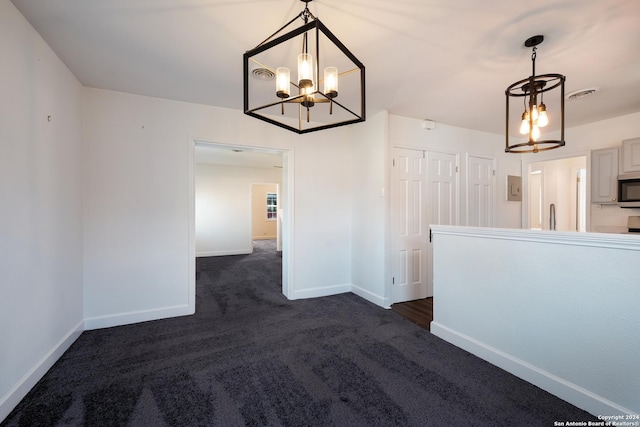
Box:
266 193 277 220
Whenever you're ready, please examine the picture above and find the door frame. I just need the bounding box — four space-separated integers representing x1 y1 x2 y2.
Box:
189 138 294 304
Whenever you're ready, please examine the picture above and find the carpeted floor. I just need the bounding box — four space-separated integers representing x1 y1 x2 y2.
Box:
2 240 596 426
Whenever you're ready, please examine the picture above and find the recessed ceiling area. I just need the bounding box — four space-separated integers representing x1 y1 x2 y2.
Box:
10 0 640 135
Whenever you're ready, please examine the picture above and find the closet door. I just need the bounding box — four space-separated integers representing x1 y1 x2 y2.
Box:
467 155 495 227
391 148 459 302
425 150 458 297
391 147 427 303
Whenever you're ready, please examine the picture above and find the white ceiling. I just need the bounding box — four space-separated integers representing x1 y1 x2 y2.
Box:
11 0 640 136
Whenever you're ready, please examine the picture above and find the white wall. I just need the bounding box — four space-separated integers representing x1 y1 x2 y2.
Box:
350 111 389 306
0 1 84 420
82 87 355 327
291 128 353 297
431 226 640 416
82 89 195 328
195 164 282 256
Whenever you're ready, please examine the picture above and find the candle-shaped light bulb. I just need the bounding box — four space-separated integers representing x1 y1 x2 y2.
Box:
324 66 338 98
298 53 314 89
276 67 290 98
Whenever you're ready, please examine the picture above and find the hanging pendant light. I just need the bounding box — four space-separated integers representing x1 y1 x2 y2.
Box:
505 35 566 153
243 0 365 134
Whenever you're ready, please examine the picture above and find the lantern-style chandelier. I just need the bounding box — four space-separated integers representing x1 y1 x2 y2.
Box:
505 35 566 153
243 0 365 134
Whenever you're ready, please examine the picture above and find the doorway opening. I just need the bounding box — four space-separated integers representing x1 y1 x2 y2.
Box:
190 140 292 302
525 156 587 232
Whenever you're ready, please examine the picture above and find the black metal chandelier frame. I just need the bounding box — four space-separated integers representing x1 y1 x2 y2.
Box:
505 35 566 153
243 0 366 134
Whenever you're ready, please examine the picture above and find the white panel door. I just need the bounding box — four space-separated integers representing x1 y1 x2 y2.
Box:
427 151 458 226
391 147 427 303
426 151 458 297
467 155 495 227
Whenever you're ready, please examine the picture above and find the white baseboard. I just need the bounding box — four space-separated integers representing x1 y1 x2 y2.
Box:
290 284 389 308
196 249 252 257
84 304 194 330
350 284 390 308
289 283 351 300
0 320 84 422
430 322 635 417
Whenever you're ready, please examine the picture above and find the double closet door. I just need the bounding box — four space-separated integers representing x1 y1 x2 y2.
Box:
391 147 494 303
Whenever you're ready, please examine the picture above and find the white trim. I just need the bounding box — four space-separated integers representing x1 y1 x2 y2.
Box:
196 249 252 257
187 136 196 318
281 149 295 299
430 225 640 251
289 283 351 300
431 322 636 416
351 284 390 308
0 320 84 422
383 113 392 306
84 304 193 330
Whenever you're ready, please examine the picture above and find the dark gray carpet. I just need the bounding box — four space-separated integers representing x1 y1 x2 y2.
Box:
2 239 596 426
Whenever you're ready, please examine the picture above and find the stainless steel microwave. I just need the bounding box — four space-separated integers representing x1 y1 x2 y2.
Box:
618 172 640 208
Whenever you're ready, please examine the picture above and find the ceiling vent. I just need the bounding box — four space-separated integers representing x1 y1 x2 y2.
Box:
251 67 275 81
567 87 599 101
